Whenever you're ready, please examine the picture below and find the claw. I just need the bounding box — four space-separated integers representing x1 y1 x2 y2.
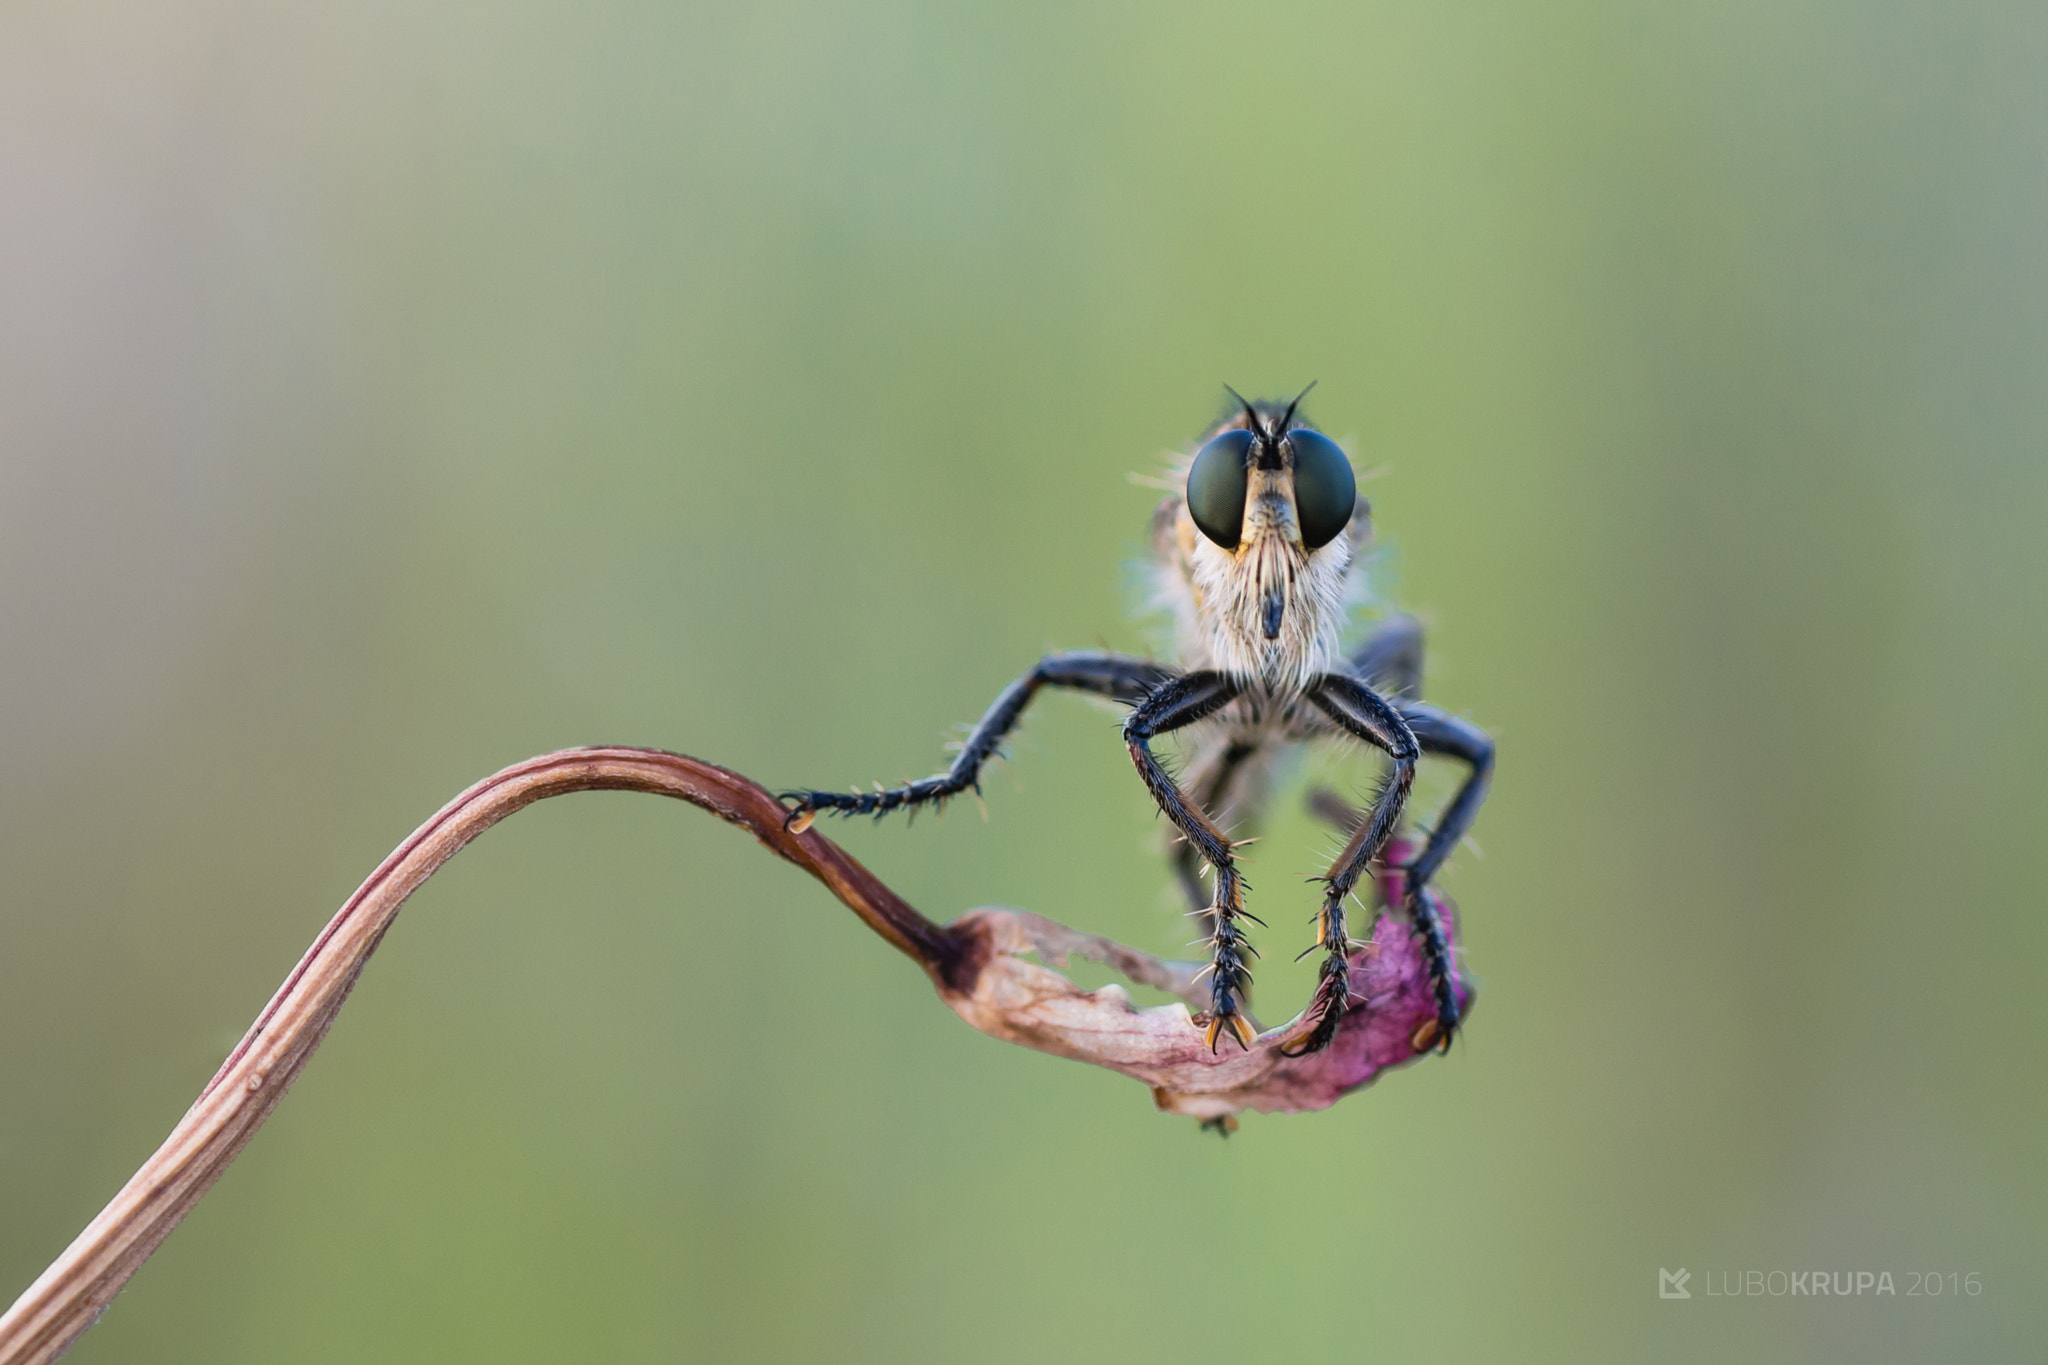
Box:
1412 1008 1459 1054
1279 958 1353 1057
1202 1010 1256 1052
776 795 821 834
1421 998 1461 1054
1280 1009 1341 1058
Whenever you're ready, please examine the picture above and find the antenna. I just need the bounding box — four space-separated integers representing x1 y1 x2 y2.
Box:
1221 383 1265 439
1279 379 1318 431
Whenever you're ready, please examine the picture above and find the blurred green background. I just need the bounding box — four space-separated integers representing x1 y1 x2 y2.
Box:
3 1 2044 1360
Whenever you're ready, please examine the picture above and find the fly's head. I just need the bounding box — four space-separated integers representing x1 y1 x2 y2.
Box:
1153 385 1367 690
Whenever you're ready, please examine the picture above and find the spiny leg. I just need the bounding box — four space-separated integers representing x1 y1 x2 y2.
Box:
1122 672 1253 1050
1391 701 1494 1052
1299 614 1425 851
1301 612 1423 839
1333 617 1493 1051
1170 738 1266 941
1306 703 1494 1052
1286 674 1419 1056
780 651 1173 826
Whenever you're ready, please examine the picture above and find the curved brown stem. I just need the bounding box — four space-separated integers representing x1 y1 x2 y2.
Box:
0 747 979 1365
0 749 1466 1365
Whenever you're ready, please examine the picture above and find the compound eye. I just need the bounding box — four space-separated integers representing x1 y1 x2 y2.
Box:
1287 427 1356 550
1186 429 1255 549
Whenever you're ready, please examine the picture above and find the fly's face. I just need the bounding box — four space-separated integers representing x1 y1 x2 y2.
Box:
1163 387 1365 689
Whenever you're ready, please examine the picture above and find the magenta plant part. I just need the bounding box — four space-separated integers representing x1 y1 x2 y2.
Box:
942 844 1471 1121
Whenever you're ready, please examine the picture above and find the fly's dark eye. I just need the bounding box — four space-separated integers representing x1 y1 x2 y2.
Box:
1287 428 1356 550
1186 429 1254 549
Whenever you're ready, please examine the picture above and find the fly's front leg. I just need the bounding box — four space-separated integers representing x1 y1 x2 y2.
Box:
1122 672 1251 1050
781 652 1173 827
1319 616 1493 1053
1301 700 1494 1053
1170 739 1263 936
1301 613 1425 837
1286 674 1419 1056
1394 702 1494 1052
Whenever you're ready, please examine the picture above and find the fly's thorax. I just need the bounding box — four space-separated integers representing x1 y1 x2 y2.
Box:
1147 397 1370 693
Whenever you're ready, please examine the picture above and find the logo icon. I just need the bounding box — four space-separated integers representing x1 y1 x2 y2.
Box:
1660 1268 1691 1300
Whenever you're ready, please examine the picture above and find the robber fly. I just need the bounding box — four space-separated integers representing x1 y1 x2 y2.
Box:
782 386 1493 1056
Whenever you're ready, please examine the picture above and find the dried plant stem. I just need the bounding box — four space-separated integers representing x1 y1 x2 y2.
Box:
0 747 974 1365
1 745 1466 1364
